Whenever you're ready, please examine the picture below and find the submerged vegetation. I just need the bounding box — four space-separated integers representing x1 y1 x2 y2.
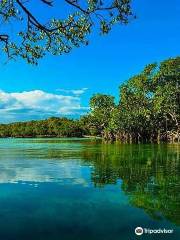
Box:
0 57 179 142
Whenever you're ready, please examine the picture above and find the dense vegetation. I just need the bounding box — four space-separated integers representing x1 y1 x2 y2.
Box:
0 117 84 138
82 56 180 143
0 57 179 142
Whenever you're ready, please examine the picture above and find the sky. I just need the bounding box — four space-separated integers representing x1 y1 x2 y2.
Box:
0 0 180 123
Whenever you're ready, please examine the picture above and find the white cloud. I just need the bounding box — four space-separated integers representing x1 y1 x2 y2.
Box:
56 87 88 96
0 89 89 123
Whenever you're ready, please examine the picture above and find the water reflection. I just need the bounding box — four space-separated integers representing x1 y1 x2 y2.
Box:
81 143 180 226
0 139 179 230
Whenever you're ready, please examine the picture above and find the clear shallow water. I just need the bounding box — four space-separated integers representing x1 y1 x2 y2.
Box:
0 138 179 240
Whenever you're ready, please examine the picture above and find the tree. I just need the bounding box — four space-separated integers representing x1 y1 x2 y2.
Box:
117 64 157 142
88 94 115 136
152 57 180 142
0 0 134 64
107 57 180 143
84 56 180 143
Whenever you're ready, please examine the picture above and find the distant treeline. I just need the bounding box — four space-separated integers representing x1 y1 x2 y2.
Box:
0 57 179 142
0 118 84 138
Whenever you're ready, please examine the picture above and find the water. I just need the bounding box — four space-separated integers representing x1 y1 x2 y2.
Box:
0 138 179 240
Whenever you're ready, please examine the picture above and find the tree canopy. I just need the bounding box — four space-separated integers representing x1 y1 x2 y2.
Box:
82 56 180 143
0 0 133 64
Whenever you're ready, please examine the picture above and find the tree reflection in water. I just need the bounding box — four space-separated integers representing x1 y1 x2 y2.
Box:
82 143 180 226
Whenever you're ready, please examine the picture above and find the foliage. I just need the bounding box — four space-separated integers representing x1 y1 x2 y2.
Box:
85 56 180 143
0 117 84 138
0 0 134 64
82 94 115 136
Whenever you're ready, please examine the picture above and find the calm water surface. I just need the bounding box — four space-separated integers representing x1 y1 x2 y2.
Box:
0 138 179 240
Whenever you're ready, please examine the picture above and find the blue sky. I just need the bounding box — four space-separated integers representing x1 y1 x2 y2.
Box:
0 0 180 123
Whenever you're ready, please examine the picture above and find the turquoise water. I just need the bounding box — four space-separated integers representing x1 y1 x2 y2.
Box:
0 138 179 240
